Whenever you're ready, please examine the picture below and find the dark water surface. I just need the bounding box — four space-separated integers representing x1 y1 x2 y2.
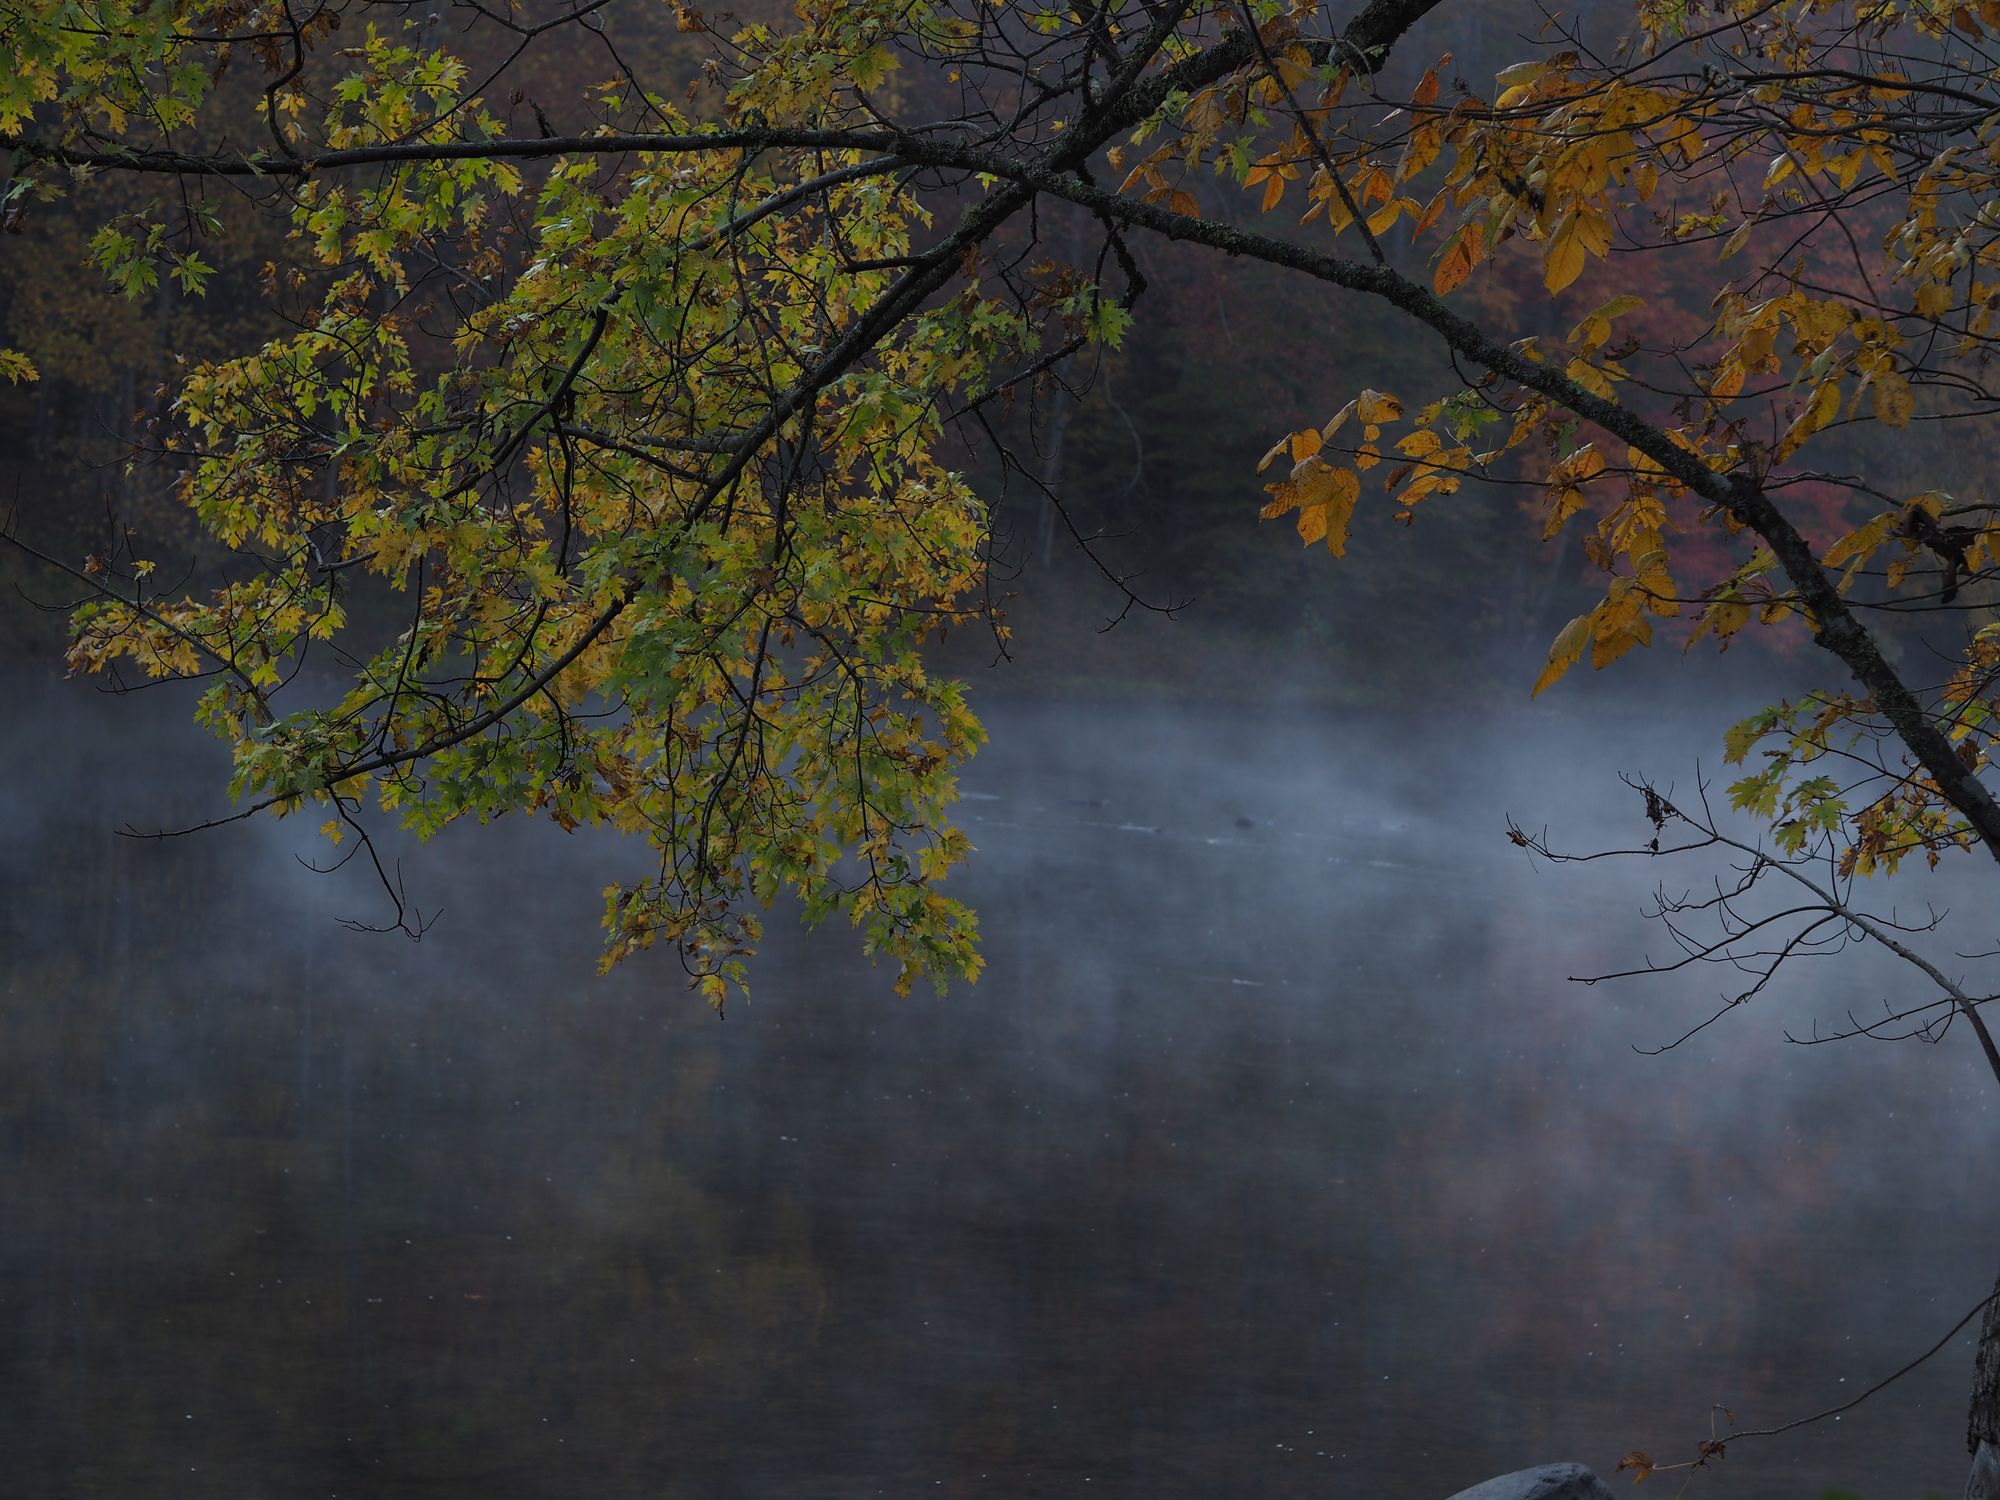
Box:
4 673 1997 1498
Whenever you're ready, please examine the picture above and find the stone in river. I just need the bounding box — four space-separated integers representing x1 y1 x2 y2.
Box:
1442 1464 1617 1500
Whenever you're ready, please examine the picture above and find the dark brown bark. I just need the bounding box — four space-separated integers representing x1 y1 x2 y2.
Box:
1974 1267 2000 1456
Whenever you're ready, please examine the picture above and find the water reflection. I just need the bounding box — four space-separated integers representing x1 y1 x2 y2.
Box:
3 674 1994 1497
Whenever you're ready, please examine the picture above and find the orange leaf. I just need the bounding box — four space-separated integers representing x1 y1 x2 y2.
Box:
1434 222 1485 295
1615 1450 1655 1484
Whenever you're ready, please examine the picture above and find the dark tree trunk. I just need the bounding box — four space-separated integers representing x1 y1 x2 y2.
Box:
1968 1265 2000 1498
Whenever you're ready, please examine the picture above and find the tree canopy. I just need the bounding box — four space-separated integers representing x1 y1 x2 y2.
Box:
10 0 2000 1024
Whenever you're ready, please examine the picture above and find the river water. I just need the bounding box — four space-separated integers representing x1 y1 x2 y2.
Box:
3 672 1996 1497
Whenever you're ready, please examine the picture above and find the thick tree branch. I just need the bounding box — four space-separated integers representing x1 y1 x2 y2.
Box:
0 0 1447 179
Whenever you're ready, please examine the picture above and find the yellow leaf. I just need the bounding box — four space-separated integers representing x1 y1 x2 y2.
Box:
1589 584 1651 668
1533 611 1593 696
1397 122 1443 183
1355 389 1402 424
1271 460 1362 555
1592 611 1651 669
1567 294 1644 349
1551 443 1608 486
1634 551 1679 617
1565 357 1614 398
1576 208 1613 257
1290 428 1323 462
1544 209 1606 294
1873 368 1914 427
1690 595 1751 647
1319 466 1361 556
1785 296 1851 354
1916 281 1954 318
1494 59 1547 91
1823 510 1899 569
1494 58 1548 108
1318 175 1355 233
1776 377 1840 459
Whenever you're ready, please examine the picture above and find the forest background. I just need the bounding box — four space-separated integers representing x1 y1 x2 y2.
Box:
0 0 1722 707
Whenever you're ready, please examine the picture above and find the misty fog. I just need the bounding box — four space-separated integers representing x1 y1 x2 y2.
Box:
6 668 1998 1498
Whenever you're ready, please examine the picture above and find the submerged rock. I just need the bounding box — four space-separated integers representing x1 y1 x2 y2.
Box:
1443 1464 1617 1500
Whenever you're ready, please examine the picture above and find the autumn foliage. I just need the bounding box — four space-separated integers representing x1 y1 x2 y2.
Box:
7 0 2000 1004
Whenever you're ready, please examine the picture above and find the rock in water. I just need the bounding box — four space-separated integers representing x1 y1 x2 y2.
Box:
1969 1438 2000 1500
1443 1465 1617 1500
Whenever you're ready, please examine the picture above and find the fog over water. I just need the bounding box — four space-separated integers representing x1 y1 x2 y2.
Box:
5 669 1999 1498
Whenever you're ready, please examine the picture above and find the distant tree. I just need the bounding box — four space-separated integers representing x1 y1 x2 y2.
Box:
12 0 2000 1476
